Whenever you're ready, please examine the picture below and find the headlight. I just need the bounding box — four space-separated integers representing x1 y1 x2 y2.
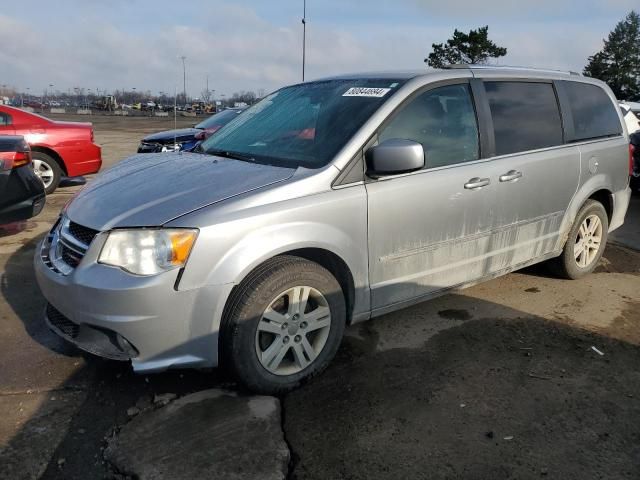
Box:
98 229 198 275
161 143 182 152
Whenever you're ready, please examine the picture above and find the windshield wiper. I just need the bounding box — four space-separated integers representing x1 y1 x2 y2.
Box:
205 149 256 163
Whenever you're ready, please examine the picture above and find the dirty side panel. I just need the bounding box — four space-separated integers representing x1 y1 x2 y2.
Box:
366 162 501 310
488 145 581 271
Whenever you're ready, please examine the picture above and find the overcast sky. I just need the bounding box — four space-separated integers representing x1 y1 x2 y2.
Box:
0 0 636 98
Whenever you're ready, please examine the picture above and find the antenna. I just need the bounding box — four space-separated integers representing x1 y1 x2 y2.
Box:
174 85 178 151
301 0 306 81
180 56 187 106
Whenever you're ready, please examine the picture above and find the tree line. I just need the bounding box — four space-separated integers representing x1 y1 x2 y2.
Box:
425 11 640 101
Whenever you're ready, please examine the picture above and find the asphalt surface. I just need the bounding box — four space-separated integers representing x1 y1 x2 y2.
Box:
0 115 639 479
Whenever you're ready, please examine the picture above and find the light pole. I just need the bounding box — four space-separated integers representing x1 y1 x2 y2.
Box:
302 0 307 82
180 56 187 106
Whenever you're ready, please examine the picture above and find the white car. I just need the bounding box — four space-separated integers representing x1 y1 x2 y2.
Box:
620 102 640 134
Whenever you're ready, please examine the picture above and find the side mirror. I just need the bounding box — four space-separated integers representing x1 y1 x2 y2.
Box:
365 139 425 178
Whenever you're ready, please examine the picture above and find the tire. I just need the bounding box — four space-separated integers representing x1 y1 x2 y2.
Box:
550 200 608 279
221 255 346 394
31 151 62 194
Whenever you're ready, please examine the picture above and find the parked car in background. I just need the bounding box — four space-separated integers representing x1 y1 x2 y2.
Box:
0 105 102 194
620 103 640 134
137 107 246 153
0 136 45 224
36 67 631 393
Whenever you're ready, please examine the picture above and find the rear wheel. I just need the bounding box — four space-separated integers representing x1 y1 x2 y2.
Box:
550 200 608 279
222 256 346 394
32 152 62 194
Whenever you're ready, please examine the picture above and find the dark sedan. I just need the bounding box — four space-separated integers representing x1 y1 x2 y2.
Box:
137 107 246 153
0 136 46 224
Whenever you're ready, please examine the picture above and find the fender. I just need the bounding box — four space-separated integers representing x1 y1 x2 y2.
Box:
190 221 370 343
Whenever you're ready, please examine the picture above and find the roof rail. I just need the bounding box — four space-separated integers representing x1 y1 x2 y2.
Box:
443 64 582 76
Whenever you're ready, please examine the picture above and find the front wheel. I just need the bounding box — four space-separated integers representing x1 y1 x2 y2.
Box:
222 256 346 394
550 200 608 279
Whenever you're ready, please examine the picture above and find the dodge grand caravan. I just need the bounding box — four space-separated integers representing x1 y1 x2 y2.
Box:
35 66 632 393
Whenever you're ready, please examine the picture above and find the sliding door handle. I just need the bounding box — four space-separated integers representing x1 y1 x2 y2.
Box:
499 170 523 182
464 177 490 190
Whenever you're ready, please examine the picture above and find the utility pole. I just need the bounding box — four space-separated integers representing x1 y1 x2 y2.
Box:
302 0 306 82
181 56 187 106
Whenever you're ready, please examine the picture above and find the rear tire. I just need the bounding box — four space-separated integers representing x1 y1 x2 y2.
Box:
550 200 608 279
221 256 346 394
32 151 62 194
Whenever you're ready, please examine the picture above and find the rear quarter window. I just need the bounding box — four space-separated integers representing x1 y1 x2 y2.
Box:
0 112 12 126
564 82 622 141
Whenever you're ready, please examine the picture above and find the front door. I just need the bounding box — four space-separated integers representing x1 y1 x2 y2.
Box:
366 83 501 312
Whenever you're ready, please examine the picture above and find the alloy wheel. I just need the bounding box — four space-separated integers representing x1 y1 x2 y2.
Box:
574 214 603 268
32 159 54 189
255 286 331 376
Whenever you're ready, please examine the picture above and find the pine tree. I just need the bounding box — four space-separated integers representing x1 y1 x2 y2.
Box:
425 26 507 69
584 11 640 100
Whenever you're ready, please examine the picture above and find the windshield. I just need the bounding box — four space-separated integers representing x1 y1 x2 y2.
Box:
201 78 405 168
195 109 244 129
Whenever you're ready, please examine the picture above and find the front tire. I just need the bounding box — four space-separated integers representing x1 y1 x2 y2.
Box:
551 200 608 279
222 256 346 394
32 152 62 194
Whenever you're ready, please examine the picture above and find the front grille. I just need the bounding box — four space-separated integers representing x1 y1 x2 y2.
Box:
138 142 162 153
61 245 82 268
68 221 98 245
46 304 79 339
41 217 100 275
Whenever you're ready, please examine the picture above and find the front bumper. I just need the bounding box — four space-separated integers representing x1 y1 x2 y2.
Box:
58 143 102 177
34 230 231 372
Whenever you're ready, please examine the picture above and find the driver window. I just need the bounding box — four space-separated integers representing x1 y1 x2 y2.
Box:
378 84 479 169
0 112 12 126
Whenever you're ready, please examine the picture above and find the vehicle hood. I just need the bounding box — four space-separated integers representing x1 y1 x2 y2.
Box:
65 152 295 230
142 128 200 144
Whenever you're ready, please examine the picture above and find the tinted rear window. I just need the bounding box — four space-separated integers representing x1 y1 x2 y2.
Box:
564 82 622 141
485 82 563 156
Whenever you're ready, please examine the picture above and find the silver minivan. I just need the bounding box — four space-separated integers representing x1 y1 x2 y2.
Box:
35 66 632 393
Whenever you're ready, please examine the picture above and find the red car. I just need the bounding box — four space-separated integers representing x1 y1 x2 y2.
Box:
0 105 101 193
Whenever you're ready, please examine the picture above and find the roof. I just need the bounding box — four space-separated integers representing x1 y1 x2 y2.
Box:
314 65 586 83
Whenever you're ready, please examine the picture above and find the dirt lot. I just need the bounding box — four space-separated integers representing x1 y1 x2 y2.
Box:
0 115 639 479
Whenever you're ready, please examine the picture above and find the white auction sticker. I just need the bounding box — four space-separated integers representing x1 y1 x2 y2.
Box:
343 87 391 97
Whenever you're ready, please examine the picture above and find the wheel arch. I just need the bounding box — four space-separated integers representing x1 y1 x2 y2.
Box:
559 174 616 249
586 188 613 224
222 247 357 326
30 145 67 175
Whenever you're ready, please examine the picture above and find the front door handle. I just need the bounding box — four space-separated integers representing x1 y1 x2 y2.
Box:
499 170 523 182
464 177 490 190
